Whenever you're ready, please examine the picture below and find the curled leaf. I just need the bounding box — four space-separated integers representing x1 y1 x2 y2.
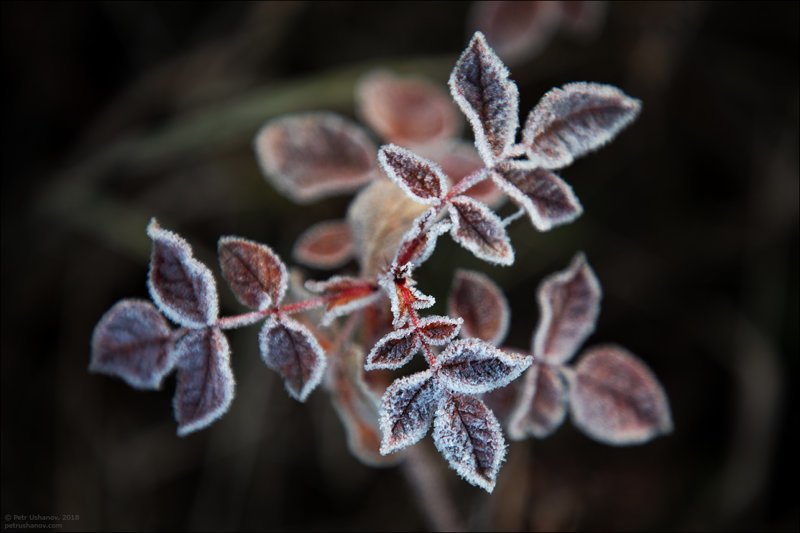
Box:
533 253 601 364
436 339 531 394
292 220 355 269
172 327 234 436
356 70 459 146
365 327 421 371
218 236 287 310
523 82 641 169
305 276 380 326
492 162 582 231
433 392 506 493
508 363 568 440
448 269 510 346
259 317 327 402
90 299 175 390
379 370 442 455
379 274 435 329
393 209 451 270
255 112 377 203
448 196 514 266
416 316 463 346
147 219 219 328
378 145 449 204
449 31 519 165
570 345 673 445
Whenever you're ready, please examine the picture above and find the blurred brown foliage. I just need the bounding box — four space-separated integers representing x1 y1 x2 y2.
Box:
1 2 797 531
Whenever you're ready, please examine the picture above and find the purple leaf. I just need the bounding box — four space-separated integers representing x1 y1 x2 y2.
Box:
356 70 460 147
436 339 531 394
433 392 506 493
418 140 504 207
448 269 510 346
570 345 673 445
172 327 234 436
365 327 421 371
448 196 514 266
379 370 442 454
305 275 380 326
523 82 641 169
416 316 463 346
259 317 327 402
147 219 219 328
292 220 355 269
491 162 582 231
255 112 378 203
90 299 175 390
470 1 562 65
378 145 449 204
532 252 601 364
508 363 568 440
449 32 520 166
218 236 287 311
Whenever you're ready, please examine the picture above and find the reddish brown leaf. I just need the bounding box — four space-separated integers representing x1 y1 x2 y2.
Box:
449 31 519 165
508 363 568 439
365 327 421 370
448 269 510 346
523 82 641 169
416 316 463 346
356 70 459 146
392 209 450 270
172 327 234 436
305 276 380 326
218 236 287 310
379 370 442 454
255 112 377 203
418 140 504 207
292 220 355 269
448 196 514 265
436 339 531 394
379 274 435 329
533 253 601 364
433 392 505 493
470 1 562 65
259 317 327 402
492 162 582 231
90 299 175 390
570 345 672 445
378 145 449 204
147 219 218 328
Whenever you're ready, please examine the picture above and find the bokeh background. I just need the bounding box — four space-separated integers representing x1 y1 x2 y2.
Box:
2 2 797 531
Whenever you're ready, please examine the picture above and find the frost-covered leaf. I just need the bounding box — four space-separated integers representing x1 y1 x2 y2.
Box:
418 140 503 207
172 327 234 436
492 162 582 231
417 316 463 346
436 339 531 394
449 31 519 165
329 345 401 467
570 345 673 445
147 219 218 328
378 145 449 204
90 299 175 390
356 70 459 146
379 274 436 329
470 1 562 65
508 363 568 440
523 82 641 169
255 112 377 203
218 236 287 311
448 269 510 346
448 196 514 266
293 219 355 269
392 210 450 270
365 327 421 370
533 253 601 364
259 317 327 402
347 180 429 279
305 276 380 326
433 392 505 493
379 370 442 454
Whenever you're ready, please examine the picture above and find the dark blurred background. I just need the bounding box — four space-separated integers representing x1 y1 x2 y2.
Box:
1 1 797 531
